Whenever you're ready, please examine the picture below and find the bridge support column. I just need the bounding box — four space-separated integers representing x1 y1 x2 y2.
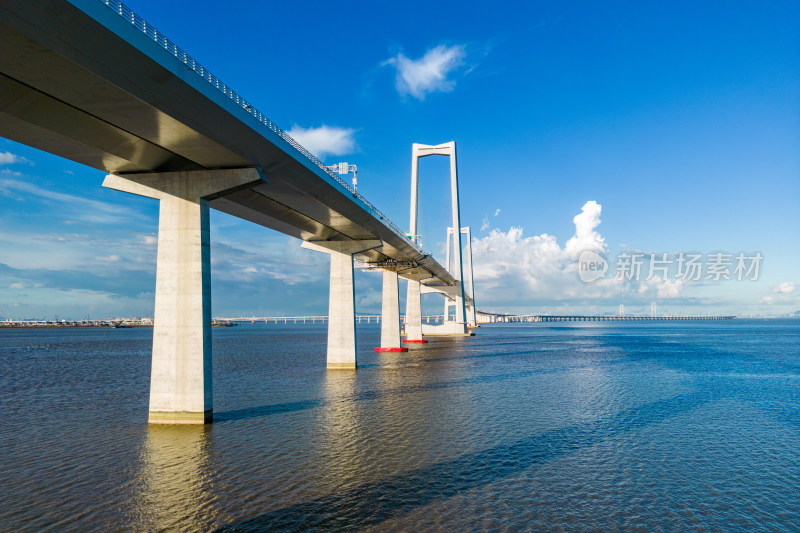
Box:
404 277 425 342
103 168 264 424
302 240 382 369
376 270 406 352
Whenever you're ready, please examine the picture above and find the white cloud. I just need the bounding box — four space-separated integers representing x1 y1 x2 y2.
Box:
0 151 18 165
564 200 605 257
0 228 156 272
760 282 799 308
494 208 501 216
0 178 143 224
211 238 327 286
771 281 795 294
95 254 121 262
356 287 382 308
286 125 356 159
657 278 685 299
383 44 466 100
471 201 689 312
637 276 686 299
9 282 26 289
138 234 157 246
0 151 31 165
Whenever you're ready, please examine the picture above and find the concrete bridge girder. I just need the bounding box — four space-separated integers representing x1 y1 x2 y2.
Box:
420 282 474 304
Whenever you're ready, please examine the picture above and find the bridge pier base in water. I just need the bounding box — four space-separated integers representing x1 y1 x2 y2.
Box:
103 168 264 424
302 240 382 368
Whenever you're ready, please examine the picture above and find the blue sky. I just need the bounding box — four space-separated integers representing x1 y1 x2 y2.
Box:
1 0 798 319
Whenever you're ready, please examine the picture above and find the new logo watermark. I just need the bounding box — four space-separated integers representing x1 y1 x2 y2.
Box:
576 251 763 283
577 250 608 283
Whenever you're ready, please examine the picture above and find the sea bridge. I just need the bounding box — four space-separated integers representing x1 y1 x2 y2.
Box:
0 0 738 426
1 0 478 423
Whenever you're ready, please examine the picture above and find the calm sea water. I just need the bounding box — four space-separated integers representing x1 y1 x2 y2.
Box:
2 320 799 531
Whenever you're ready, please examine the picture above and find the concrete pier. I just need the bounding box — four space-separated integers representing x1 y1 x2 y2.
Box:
377 270 405 351
302 240 382 368
103 168 263 424
404 276 425 342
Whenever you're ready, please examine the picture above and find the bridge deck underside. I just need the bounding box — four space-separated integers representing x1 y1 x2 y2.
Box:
0 0 454 286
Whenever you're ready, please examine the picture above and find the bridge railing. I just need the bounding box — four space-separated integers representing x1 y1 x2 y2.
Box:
99 0 417 252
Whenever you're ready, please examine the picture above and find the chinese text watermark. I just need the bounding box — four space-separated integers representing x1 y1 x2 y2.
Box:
577 251 763 283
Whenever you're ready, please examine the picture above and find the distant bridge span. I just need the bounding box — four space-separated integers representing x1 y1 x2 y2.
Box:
477 313 736 323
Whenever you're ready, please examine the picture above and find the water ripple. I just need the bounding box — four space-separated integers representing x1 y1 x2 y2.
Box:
1 320 799 531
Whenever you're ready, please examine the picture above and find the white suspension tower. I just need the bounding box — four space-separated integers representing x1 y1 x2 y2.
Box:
446 226 477 326
406 141 468 337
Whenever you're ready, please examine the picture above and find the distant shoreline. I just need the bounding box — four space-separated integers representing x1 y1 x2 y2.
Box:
0 324 154 329
0 320 244 329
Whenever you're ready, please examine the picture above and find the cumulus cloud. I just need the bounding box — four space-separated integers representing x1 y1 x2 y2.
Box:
383 44 466 100
637 276 686 299
771 281 795 294
471 201 686 312
760 282 799 308
564 200 605 257
286 125 356 159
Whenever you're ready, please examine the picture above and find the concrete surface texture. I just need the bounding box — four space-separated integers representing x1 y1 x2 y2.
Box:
301 240 382 368
379 270 402 349
104 168 262 423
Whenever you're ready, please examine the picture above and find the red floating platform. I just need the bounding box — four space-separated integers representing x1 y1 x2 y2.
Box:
402 339 428 344
374 347 409 352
